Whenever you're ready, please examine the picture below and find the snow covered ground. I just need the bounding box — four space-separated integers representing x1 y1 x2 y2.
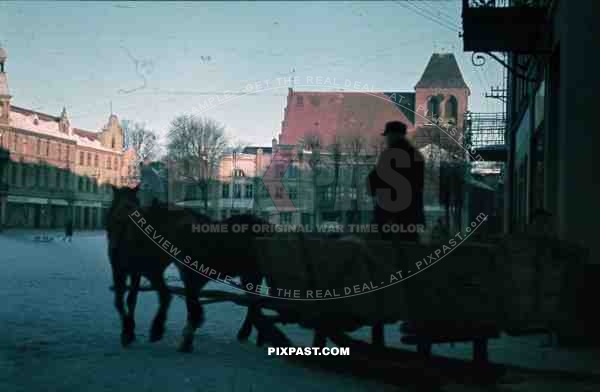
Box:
1 231 600 392
0 231 402 392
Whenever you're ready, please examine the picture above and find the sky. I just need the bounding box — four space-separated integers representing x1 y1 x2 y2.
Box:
0 1 505 147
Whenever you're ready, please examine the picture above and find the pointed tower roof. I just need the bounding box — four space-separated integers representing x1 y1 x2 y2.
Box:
415 53 468 90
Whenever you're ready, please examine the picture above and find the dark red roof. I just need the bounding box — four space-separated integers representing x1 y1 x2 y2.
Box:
415 53 468 90
279 91 416 148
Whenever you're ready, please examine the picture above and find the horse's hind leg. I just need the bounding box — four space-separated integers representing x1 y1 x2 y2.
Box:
112 268 134 347
124 272 141 343
148 272 172 343
178 274 206 353
238 272 262 343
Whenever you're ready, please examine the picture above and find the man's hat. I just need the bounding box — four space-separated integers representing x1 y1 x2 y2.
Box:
382 121 407 136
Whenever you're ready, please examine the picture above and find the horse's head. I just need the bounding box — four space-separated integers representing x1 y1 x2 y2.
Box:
107 184 141 230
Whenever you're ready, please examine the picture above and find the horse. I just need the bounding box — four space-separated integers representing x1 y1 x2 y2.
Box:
106 184 175 347
106 184 269 352
170 212 270 352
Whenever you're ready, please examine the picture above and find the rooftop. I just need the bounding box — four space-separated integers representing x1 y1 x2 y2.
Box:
415 53 469 90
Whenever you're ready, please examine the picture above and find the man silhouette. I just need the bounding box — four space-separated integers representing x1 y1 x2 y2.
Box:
366 121 425 347
367 121 425 243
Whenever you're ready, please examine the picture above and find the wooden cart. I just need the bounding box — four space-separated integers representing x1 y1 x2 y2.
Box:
122 231 587 386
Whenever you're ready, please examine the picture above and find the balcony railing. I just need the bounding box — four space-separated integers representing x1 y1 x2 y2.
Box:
462 0 552 53
466 0 551 8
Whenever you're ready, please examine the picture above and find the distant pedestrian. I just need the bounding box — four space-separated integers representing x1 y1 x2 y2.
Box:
64 219 73 242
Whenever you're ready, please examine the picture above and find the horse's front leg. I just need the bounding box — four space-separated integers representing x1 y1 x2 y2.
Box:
178 273 206 353
124 272 141 344
148 272 172 343
112 267 134 347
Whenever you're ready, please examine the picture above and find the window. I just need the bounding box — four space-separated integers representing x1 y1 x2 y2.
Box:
111 136 116 149
281 212 292 224
233 169 245 177
532 130 545 213
36 139 41 155
287 165 298 178
94 154 99 167
107 156 112 169
337 186 345 200
46 140 50 156
233 183 242 198
350 187 357 200
80 152 85 165
427 96 441 119
445 96 458 121
87 153 92 166
275 186 283 199
245 184 253 199
296 95 304 106
21 165 27 187
114 157 118 169
301 213 311 225
10 163 17 185
222 183 230 198
514 158 528 230
35 166 44 187
288 186 297 200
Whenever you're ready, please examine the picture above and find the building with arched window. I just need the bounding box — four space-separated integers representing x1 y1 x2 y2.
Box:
0 46 137 229
275 53 471 230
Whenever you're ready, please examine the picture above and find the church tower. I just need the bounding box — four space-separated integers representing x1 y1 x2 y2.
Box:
414 53 470 150
100 113 124 151
0 46 11 125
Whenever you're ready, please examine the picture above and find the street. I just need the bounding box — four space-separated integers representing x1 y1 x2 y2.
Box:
1 231 599 392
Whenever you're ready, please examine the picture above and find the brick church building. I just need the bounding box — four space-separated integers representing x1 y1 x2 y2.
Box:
277 53 470 150
272 53 471 227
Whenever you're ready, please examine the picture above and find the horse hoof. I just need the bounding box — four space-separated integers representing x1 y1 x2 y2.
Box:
177 342 194 353
149 324 165 342
236 332 250 342
121 332 136 347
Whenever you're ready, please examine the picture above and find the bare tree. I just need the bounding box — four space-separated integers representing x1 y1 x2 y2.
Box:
167 115 228 212
122 119 158 163
339 134 370 227
298 133 322 229
327 137 343 216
